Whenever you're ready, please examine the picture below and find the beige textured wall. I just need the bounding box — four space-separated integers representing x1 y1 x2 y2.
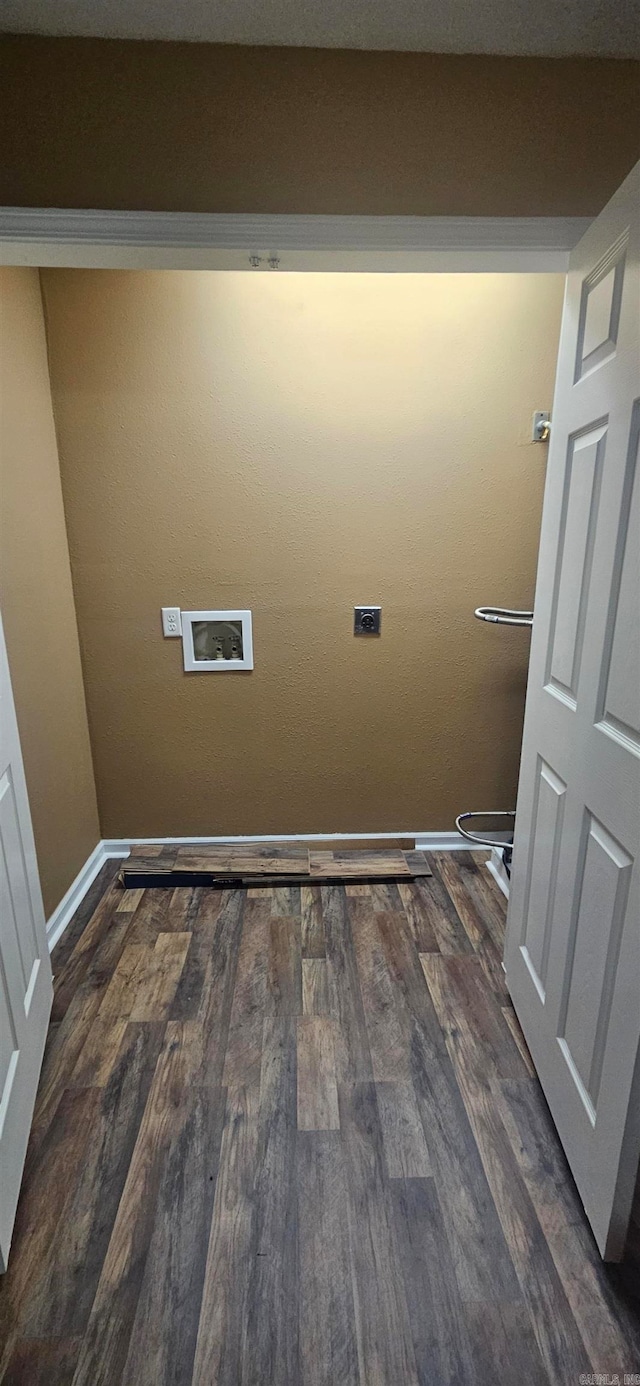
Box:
0 267 100 915
41 268 564 837
1 37 639 215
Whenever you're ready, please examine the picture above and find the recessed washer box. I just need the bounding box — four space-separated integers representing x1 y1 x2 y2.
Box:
181 610 253 671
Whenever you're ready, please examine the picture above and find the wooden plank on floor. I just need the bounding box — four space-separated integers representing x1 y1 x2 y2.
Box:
322 886 373 1085
390 1176 479 1385
494 1076 640 1374
22 1021 165 1339
268 914 302 1017
397 881 440 952
301 885 325 958
449 1065 591 1379
421 953 530 1082
349 903 409 1083
375 907 524 1307
241 1015 299 1386
302 958 331 1015
309 850 411 879
375 1082 431 1179
412 871 475 956
297 1131 360 1386
176 844 308 875
297 1017 340 1131
191 1084 261 1386
69 1023 199 1386
222 898 271 1088
119 1081 226 1386
338 1082 419 1386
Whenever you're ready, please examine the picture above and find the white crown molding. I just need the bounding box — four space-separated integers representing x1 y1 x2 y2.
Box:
0 208 590 271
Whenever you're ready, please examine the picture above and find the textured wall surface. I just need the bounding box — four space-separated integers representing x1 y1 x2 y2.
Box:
41 268 564 837
0 267 100 915
1 37 639 215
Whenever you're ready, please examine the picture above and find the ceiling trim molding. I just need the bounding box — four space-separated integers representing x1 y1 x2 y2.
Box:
0 207 590 270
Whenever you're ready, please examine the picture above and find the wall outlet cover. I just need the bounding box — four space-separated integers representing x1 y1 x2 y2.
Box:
161 607 182 637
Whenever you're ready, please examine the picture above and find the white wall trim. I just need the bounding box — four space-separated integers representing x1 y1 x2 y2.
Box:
105 830 479 852
45 840 129 954
0 208 589 272
486 846 511 899
46 827 503 953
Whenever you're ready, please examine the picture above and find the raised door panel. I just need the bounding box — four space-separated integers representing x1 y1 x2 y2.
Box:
596 402 640 754
558 816 634 1123
546 423 606 706
520 758 566 999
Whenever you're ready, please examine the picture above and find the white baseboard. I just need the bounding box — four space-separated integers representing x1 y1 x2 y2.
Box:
486 847 511 899
46 840 129 954
413 832 480 851
46 828 489 953
104 830 478 853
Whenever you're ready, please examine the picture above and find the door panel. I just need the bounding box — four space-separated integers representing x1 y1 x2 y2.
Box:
505 161 640 1260
0 612 52 1271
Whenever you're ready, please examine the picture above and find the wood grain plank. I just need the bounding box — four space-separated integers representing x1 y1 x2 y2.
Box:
120 1081 226 1386
421 953 530 1082
375 1082 431 1179
397 881 439 952
322 886 373 1085
68 1014 129 1089
501 1005 535 1077
271 885 302 917
129 933 190 1020
123 888 172 944
177 845 308 875
464 1302 550 1386
51 860 120 976
368 881 403 911
241 1015 300 1386
375 907 523 1306
412 870 474 956
448 1066 591 1379
338 1081 419 1386
349 903 408 1082
23 1022 165 1339
401 850 432 877
302 957 331 1015
310 850 411 878
70 1023 198 1386
268 914 302 1016
191 1084 261 1386
1 1338 82 1386
432 852 509 998
297 1131 360 1386
169 892 245 1088
51 880 123 1021
390 1176 479 1385
222 898 271 1088
114 887 144 915
297 1017 340 1131
301 885 325 957
0 1088 100 1352
495 1076 640 1374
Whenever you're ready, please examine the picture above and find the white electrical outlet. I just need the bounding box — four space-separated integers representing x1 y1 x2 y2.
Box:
161 607 182 637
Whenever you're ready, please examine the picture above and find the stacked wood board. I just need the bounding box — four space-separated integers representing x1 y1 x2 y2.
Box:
120 843 432 888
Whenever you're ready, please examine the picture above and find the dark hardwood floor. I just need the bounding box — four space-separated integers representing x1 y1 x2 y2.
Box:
1 852 638 1384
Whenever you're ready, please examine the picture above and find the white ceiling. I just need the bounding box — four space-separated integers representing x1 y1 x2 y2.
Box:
1 0 639 57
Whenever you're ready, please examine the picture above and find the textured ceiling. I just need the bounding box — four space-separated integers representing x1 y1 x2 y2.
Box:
0 0 639 56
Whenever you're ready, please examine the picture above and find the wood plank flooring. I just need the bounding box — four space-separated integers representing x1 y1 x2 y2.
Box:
1 852 639 1384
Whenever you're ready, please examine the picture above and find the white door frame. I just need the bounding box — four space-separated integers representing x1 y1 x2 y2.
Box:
0 208 589 273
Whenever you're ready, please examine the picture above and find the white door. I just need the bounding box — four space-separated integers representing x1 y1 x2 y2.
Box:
505 160 640 1260
0 610 53 1271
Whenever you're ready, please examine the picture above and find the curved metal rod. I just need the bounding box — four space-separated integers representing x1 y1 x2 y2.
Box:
475 606 533 627
455 810 516 848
